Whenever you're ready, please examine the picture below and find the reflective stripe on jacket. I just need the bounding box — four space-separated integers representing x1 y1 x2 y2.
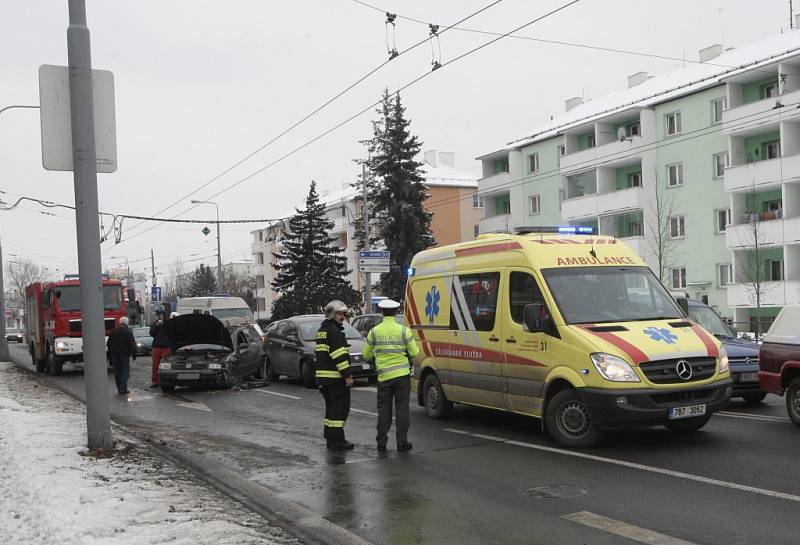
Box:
315 319 352 384
362 317 419 382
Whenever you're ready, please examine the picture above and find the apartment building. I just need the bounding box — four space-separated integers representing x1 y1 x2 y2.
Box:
477 30 800 330
251 151 481 317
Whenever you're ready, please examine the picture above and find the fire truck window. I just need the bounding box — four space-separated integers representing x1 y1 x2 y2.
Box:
509 272 546 324
102 286 123 310
56 286 82 311
450 273 500 332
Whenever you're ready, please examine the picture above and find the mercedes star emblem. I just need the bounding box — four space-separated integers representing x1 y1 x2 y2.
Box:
186 363 192 369
675 360 693 380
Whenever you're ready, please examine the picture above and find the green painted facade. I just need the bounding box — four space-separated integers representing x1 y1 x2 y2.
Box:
742 76 779 104
514 138 564 226
744 130 780 162
615 164 643 190
577 132 595 150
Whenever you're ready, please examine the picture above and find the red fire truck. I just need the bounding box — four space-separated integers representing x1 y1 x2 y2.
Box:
25 277 128 375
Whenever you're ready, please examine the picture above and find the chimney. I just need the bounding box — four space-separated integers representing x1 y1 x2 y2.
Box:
699 44 724 63
565 96 583 112
627 71 650 88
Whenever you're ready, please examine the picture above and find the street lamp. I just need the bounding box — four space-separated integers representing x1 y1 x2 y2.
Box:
190 200 223 294
110 255 131 285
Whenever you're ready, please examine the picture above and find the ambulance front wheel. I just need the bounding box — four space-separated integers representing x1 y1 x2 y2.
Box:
544 388 602 448
423 374 453 419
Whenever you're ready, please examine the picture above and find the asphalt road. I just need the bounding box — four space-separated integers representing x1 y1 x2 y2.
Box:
9 342 800 545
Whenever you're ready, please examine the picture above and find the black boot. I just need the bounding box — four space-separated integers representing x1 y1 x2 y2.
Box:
327 428 354 450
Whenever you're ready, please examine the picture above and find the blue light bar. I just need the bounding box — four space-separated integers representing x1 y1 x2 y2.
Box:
406 267 415 277
515 226 597 235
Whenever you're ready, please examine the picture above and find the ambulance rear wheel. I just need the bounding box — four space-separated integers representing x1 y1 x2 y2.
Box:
545 388 601 448
423 374 452 419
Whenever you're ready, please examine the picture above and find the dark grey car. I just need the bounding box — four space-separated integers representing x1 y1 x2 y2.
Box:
158 314 267 392
351 313 404 337
265 314 374 388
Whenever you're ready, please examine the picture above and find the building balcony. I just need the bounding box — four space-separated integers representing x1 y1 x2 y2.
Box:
561 186 646 221
479 214 512 234
724 154 800 192
726 215 800 249
478 171 511 196
723 88 800 134
560 136 644 176
726 280 800 307
618 236 646 259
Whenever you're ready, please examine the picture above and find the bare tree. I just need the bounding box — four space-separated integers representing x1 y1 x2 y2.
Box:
163 258 185 302
225 271 257 310
6 258 48 307
646 175 678 284
737 184 773 337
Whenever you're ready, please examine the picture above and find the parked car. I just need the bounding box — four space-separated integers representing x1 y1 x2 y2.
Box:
351 313 404 337
758 305 800 426
686 299 765 403
131 327 153 356
6 326 24 343
157 314 267 392
264 314 374 387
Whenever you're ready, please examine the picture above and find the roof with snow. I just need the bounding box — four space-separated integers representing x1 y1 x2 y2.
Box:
479 30 800 157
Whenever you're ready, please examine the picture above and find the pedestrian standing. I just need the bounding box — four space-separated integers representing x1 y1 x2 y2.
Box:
149 310 171 388
363 299 419 452
315 300 354 451
107 316 136 395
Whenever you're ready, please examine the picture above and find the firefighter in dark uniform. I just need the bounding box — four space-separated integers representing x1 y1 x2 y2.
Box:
315 300 355 451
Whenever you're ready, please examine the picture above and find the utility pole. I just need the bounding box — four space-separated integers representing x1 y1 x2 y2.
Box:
361 163 371 313
791 0 795 29
0 236 9 361
150 249 156 286
191 200 223 294
67 0 112 449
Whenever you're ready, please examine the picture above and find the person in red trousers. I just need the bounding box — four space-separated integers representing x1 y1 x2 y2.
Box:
148 310 172 388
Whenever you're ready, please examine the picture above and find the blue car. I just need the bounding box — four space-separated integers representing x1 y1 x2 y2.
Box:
687 299 765 403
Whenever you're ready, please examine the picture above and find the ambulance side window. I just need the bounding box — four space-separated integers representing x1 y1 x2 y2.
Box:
450 273 500 332
509 272 547 324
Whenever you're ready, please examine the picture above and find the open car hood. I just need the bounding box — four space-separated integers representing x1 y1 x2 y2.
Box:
165 314 233 351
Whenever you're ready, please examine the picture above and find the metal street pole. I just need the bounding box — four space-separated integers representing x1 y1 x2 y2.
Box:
0 236 9 361
67 0 111 449
191 200 223 293
361 163 371 313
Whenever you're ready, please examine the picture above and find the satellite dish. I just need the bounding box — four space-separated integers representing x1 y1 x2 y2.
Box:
617 126 627 142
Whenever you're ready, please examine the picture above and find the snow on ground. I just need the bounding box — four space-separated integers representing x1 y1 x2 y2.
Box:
0 362 299 545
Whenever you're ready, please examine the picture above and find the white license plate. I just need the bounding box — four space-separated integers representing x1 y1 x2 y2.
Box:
178 373 200 380
361 364 370 370
739 372 759 382
669 404 706 419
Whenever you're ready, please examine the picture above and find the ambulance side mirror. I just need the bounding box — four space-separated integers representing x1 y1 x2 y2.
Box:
676 296 689 317
524 303 551 334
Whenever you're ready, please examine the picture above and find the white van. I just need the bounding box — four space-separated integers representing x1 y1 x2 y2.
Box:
175 296 254 322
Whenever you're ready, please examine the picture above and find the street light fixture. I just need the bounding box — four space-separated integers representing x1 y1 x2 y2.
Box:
190 200 223 293
110 255 130 285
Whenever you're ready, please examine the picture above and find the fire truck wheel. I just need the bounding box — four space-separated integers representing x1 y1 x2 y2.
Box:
46 351 64 376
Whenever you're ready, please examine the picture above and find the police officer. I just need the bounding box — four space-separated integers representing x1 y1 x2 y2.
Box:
363 299 419 452
315 300 355 451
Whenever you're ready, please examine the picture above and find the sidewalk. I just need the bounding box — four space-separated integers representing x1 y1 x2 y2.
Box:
0 361 298 545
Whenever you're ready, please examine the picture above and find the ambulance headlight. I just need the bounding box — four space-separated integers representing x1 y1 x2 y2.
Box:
717 346 729 374
590 353 640 382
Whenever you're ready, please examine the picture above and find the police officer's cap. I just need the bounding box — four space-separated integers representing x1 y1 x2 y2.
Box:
378 299 401 310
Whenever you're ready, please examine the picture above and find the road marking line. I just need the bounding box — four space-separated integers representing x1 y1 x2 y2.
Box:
254 389 302 400
175 401 212 412
350 408 379 417
351 387 378 393
717 411 788 422
562 511 699 545
443 428 800 504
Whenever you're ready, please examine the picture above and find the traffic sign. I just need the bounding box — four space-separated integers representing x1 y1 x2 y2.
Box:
359 250 390 273
201 226 211 236
151 286 162 302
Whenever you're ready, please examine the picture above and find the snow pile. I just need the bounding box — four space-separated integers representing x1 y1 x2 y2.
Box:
0 362 297 545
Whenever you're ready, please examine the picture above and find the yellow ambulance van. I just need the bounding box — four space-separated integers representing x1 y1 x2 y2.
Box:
405 227 732 447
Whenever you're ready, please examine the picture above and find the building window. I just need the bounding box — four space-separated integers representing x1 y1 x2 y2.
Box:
472 193 485 209
671 267 687 289
258 231 264 242
717 264 733 287
713 152 728 178
669 215 685 238
474 224 480 238
711 97 726 125
528 153 539 173
769 260 784 281
493 158 509 174
587 134 596 148
763 140 780 160
667 162 684 186
256 252 264 265
627 122 641 137
529 195 541 215
629 221 643 237
628 171 642 188
558 144 566 157
715 208 730 233
558 188 565 211
761 82 779 99
665 111 682 136
256 275 265 289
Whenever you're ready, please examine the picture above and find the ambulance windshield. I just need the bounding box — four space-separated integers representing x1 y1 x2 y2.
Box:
542 266 683 324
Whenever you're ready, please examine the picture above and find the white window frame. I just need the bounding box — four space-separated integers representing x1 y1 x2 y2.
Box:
627 122 641 137
669 215 685 238
558 144 566 157
671 267 687 289
714 208 730 233
711 97 727 125
257 252 265 265
717 263 733 287
528 194 541 215
628 171 642 188
763 140 781 160
769 260 784 281
713 152 728 178
587 134 596 148
667 162 684 187
762 82 779 99
528 153 540 173
472 193 485 209
665 111 682 136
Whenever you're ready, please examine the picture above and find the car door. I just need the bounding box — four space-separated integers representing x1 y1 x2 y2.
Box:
283 321 305 378
269 321 294 376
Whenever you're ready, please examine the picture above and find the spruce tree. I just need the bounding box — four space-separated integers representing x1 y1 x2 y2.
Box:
271 181 360 319
188 264 217 296
365 90 435 300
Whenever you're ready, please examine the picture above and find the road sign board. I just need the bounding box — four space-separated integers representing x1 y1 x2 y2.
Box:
358 250 390 273
201 226 211 236
359 265 390 273
38 65 117 173
359 251 390 258
151 286 162 302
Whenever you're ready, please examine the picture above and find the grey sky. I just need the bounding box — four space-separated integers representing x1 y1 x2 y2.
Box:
0 0 791 280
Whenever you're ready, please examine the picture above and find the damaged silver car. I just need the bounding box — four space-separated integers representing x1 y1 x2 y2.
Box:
158 314 266 392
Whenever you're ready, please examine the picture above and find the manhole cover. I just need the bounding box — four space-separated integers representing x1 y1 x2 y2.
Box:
524 484 588 499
